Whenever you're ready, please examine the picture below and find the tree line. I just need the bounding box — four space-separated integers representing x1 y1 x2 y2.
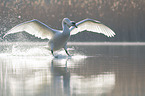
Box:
0 0 145 41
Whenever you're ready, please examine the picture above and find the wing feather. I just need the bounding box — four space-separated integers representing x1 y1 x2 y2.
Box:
3 19 56 39
70 19 116 37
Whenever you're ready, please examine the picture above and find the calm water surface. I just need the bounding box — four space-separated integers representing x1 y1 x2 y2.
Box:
0 42 145 96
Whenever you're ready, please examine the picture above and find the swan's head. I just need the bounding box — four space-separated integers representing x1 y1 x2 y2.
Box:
63 18 77 28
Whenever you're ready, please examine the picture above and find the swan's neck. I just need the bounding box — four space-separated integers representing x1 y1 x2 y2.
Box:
62 22 70 35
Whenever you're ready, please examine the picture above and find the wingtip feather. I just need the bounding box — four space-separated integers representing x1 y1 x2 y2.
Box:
3 35 6 38
3 33 9 38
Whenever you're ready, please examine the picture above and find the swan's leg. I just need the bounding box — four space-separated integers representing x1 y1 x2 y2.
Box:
51 50 54 56
50 43 54 56
64 45 70 56
65 49 70 56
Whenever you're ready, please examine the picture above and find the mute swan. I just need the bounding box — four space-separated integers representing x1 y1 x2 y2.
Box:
3 18 115 56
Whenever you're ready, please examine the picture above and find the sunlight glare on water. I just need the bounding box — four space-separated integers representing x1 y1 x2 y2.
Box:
0 42 145 96
70 72 115 95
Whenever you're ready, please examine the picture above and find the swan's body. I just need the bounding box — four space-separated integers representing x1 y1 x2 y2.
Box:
3 18 116 56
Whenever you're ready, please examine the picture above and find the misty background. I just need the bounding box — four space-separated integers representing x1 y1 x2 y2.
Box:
0 0 145 42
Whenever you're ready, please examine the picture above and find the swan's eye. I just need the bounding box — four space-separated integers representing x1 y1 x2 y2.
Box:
72 22 76 25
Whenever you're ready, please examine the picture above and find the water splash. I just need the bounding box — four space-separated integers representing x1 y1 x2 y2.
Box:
0 43 51 57
0 43 87 60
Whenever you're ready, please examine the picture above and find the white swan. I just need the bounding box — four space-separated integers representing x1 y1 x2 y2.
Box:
3 18 116 56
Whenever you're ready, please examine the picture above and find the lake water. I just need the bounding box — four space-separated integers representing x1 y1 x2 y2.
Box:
0 42 145 96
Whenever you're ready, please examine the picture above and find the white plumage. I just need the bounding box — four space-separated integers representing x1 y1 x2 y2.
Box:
70 19 115 37
4 19 55 39
3 18 116 56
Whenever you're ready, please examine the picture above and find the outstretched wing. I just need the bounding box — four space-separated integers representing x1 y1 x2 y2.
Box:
70 19 116 37
3 19 56 39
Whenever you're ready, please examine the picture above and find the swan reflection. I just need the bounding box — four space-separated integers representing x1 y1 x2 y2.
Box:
0 56 115 96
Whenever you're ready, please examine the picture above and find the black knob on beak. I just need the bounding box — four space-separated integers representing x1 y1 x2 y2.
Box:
72 22 77 28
